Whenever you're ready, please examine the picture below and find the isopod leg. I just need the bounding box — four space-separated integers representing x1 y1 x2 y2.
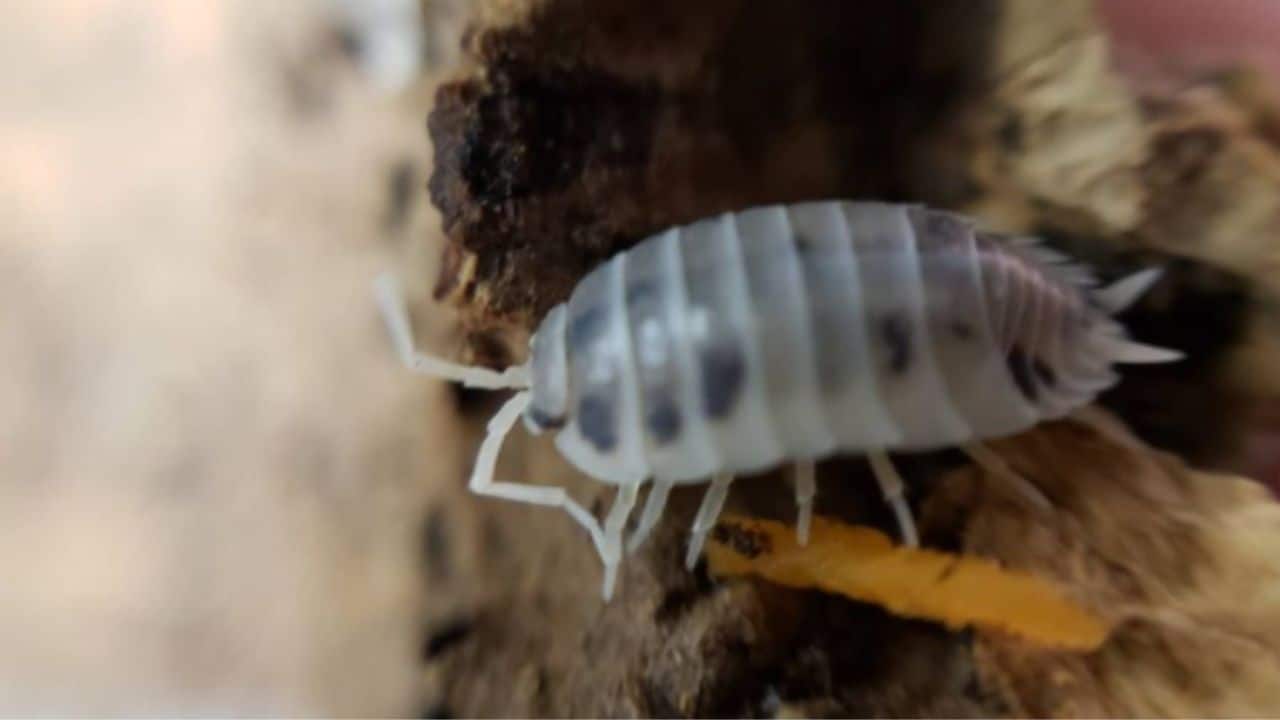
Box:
468 392 607 560
685 473 734 570
626 478 673 555
961 442 1053 510
793 460 816 546
866 450 920 547
601 482 640 600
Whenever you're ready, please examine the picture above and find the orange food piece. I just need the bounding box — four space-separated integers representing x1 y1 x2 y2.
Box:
706 515 1110 651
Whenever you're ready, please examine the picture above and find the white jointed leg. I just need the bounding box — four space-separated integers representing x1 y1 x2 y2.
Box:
866 450 919 547
961 442 1053 510
685 473 734 570
374 272 530 389
469 392 606 560
793 460 816 545
601 482 640 600
627 478 673 554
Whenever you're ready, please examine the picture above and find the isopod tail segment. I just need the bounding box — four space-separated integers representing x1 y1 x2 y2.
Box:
957 264 1181 511
1087 268 1184 365
1094 267 1163 315
374 273 613 588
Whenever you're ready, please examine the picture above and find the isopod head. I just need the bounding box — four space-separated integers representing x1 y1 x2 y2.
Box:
523 304 571 435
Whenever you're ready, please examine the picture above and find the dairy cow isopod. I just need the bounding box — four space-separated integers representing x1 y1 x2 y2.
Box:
375 200 1181 599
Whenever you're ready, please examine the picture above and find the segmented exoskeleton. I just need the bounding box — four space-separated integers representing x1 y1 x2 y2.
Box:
376 200 1180 599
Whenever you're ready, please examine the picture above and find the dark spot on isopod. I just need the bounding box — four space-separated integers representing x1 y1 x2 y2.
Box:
909 206 969 250
1032 356 1057 387
626 280 658 307
644 394 682 444
527 405 566 431
567 304 606 348
925 210 966 240
700 342 745 418
577 391 618 451
948 320 975 341
1007 346 1038 400
793 232 814 253
879 313 912 374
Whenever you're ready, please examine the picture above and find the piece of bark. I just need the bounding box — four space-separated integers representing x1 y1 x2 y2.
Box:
428 0 1004 346
970 0 1149 235
1122 78 1280 478
927 414 1280 717
1137 86 1280 297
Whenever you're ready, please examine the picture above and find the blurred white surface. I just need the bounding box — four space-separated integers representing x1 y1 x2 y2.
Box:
328 0 424 92
0 1 452 714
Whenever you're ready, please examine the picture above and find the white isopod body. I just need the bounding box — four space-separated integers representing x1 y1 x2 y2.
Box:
376 200 1181 599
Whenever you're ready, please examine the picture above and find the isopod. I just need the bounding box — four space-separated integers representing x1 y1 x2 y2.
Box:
376 200 1181 599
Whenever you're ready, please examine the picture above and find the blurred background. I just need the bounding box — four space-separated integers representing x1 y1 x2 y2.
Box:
1 0 1278 715
0 1 462 713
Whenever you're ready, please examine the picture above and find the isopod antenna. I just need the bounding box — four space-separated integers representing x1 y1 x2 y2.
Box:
374 272 531 390
375 271 609 582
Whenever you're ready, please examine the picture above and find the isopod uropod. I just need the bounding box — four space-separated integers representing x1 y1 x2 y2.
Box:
376 200 1181 599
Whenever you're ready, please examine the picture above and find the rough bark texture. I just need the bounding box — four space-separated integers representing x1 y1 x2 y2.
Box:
941 416 1280 717
427 0 1000 347
414 1 1280 717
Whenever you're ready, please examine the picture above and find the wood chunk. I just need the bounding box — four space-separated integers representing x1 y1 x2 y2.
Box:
928 413 1280 716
